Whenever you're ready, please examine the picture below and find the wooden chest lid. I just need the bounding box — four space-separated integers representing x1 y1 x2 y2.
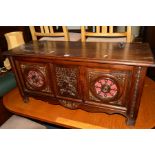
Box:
3 41 155 67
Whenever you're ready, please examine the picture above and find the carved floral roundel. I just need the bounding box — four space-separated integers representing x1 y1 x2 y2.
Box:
25 68 45 90
91 76 120 101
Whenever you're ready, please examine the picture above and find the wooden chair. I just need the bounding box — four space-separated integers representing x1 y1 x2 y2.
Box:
81 26 132 43
29 26 81 42
5 31 25 50
4 31 25 70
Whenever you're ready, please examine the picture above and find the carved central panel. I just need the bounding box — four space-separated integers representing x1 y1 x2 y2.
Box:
55 65 79 98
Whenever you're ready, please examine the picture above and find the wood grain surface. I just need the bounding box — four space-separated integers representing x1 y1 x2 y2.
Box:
3 41 155 67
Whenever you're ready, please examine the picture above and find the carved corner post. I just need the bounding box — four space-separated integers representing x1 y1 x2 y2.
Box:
9 56 29 103
126 66 147 125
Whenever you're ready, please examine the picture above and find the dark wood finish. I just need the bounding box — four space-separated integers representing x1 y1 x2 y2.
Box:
3 77 155 129
3 41 155 125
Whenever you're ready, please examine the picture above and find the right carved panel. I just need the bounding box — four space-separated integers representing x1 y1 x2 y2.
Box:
86 68 132 107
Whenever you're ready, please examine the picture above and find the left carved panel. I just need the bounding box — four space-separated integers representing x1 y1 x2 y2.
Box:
17 62 53 94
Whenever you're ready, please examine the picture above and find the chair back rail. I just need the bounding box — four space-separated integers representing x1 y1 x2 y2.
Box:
81 26 132 42
29 26 70 41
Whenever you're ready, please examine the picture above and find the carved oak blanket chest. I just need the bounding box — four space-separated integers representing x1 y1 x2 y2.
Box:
4 41 155 125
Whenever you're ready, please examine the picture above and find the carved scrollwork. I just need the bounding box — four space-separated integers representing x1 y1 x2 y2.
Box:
130 67 143 118
55 66 79 98
89 91 100 101
58 99 81 109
